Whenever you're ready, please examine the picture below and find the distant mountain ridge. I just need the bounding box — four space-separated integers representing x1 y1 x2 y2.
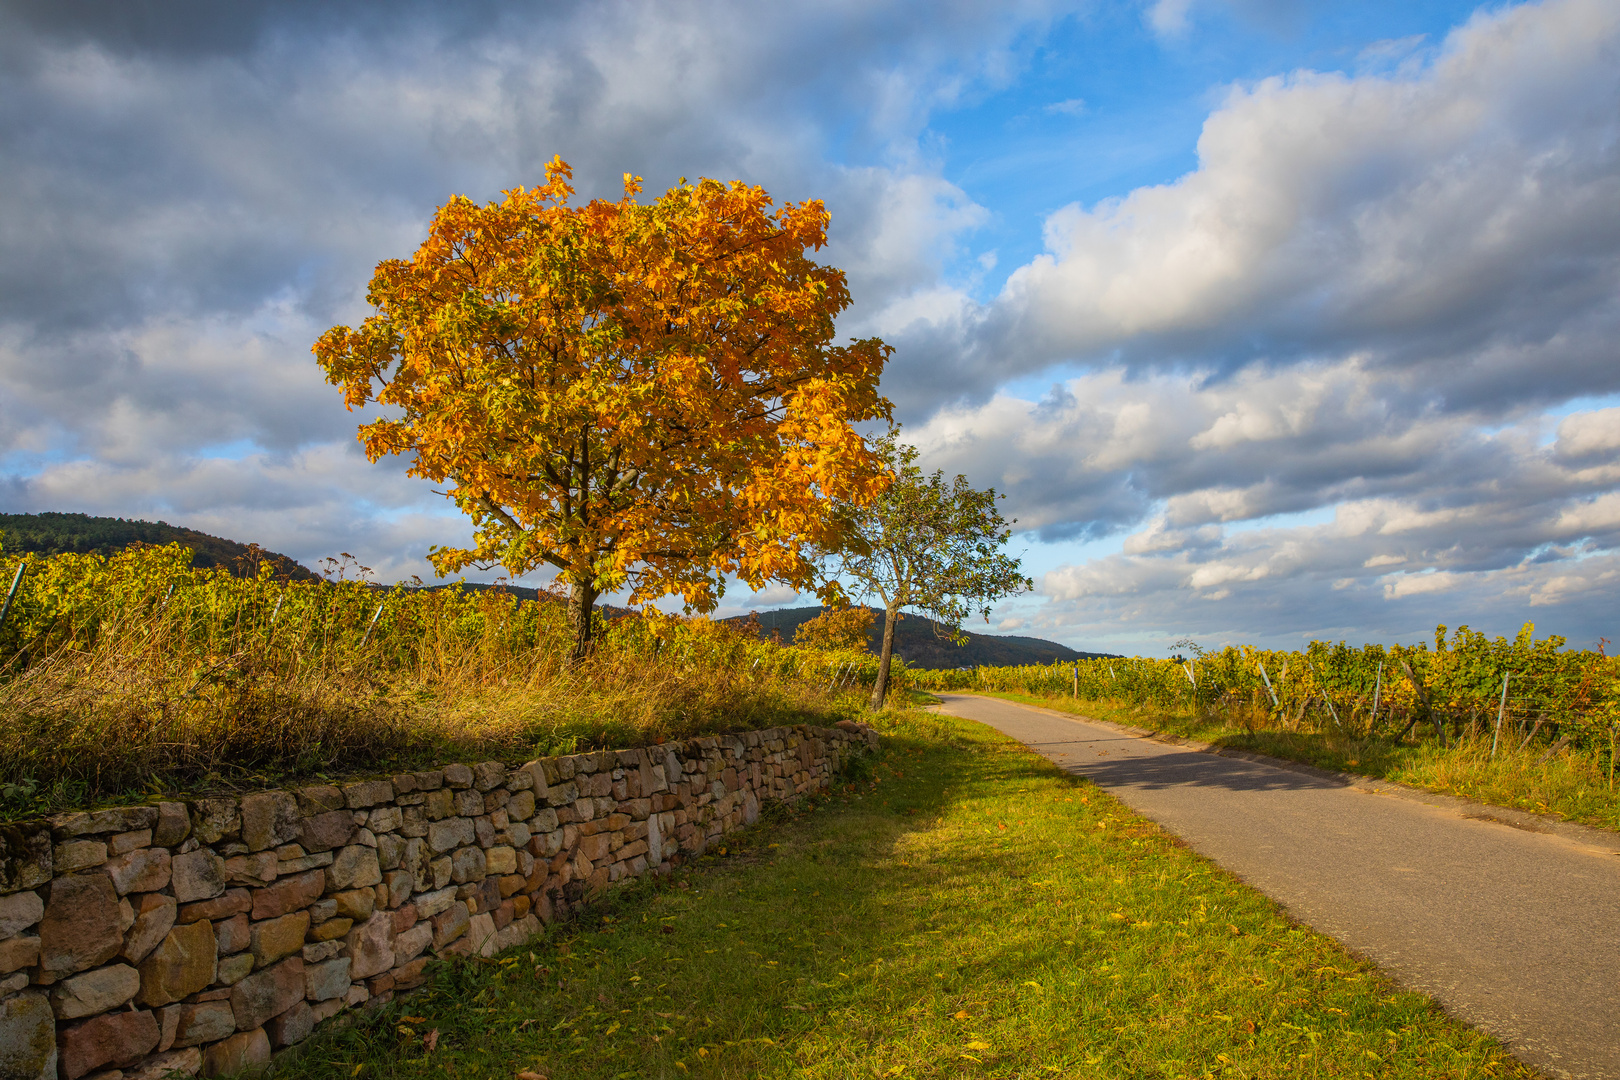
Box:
0 512 319 580
731 606 1119 669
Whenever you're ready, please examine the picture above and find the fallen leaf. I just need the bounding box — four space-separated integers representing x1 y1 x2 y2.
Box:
424 1030 439 1052
965 1040 991 1050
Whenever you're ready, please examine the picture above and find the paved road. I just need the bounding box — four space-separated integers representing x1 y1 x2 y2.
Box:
933 693 1620 1079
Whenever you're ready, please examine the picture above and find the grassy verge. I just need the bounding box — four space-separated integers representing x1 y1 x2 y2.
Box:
274 708 1534 1080
975 692 1620 834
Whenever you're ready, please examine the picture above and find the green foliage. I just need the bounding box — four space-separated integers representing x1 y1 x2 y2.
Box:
0 512 314 578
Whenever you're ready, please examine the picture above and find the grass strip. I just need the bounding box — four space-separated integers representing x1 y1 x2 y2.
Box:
274 708 1534 1080
974 691 1620 834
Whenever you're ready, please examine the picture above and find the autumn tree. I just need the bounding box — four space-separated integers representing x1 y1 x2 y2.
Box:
833 434 1031 707
792 605 876 652
315 159 892 664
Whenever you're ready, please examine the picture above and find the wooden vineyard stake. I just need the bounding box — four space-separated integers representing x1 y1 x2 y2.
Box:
0 560 25 635
1491 672 1511 759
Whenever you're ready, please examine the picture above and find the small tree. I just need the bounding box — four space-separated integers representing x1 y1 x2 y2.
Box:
834 435 1031 707
316 159 892 664
793 605 875 652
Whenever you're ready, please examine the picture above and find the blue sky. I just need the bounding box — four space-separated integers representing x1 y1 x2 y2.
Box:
2 0 1617 656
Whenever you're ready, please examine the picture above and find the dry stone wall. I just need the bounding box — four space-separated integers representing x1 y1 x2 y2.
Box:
0 722 876 1080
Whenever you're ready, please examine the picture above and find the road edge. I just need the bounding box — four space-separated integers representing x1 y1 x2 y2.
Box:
929 691 1620 856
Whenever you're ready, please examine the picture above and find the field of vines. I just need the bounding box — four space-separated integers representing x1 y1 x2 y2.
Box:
908 628 1620 777
0 542 879 813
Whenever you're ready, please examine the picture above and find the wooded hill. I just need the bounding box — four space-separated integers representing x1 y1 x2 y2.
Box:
0 512 319 580
729 605 1118 669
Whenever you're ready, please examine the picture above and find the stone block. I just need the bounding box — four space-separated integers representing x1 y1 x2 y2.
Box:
120 893 176 966
531 807 559 833
427 817 474 854
52 807 160 839
345 913 393 980
469 761 501 792
199 1027 270 1078
390 956 429 990
484 845 517 876
301 939 342 963
229 957 303 1031
0 934 40 973
297 811 354 854
105 848 171 896
222 852 276 887
328 888 372 923
137 920 216 1007
267 998 314 1047
453 789 485 818
473 816 496 848
275 852 333 875
52 963 141 1018
249 912 309 966
176 888 248 924
326 845 382 891
128 1046 202 1080
293 786 344 816
250 869 323 920
466 912 497 957
185 800 238 846
170 1001 235 1048
0 888 44 937
505 791 535 822
55 839 108 873
442 764 473 789
59 1008 160 1080
376 834 405 874
424 789 453 821
412 770 444 791
390 920 431 967
0 990 55 1080
109 829 152 856
304 956 351 1002
213 912 249 956
309 998 345 1025
168 852 224 906
342 781 394 809
41 872 124 977
449 846 485 884
239 792 299 853
367 806 402 834
0 824 53 895
216 954 254 986
150 803 190 848
412 886 456 919
382 868 411 909
430 902 469 950
308 917 351 942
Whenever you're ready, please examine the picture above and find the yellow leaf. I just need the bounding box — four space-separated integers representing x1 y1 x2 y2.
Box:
965 1041 991 1050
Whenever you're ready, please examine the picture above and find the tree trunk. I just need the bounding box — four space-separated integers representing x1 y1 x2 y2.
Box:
869 602 899 710
566 578 600 668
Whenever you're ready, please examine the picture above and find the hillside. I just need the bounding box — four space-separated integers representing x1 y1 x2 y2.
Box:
0 512 318 580
732 605 1119 668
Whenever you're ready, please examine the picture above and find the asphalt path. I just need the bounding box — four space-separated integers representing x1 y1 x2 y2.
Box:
932 692 1620 1079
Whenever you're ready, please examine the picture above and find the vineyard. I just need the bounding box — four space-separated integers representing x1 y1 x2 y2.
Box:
0 543 881 814
907 628 1620 783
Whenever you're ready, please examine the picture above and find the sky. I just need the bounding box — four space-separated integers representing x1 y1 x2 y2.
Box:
2 0 1617 656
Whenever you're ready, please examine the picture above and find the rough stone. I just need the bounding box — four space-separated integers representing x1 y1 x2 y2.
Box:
105 848 172 896
308 917 352 942
304 956 351 1001
239 792 299 853
449 845 485 883
150 803 190 849
215 954 254 986
59 1008 160 1080
108 830 152 856
427 817 474 854
376 834 406 874
163 851 222 907
391 922 432 967
250 869 324 920
275 852 333 874
329 888 374 923
128 1046 202 1080
442 764 473 789
213 912 249 956
297 811 354 854
301 940 342 963
467 912 498 957
41 872 124 977
121 894 178 965
326 845 382 891
484 845 517 876
222 852 277 887
0 824 53 895
0 934 40 973
430 902 470 950
54 839 109 873
454 790 485 818
367 806 403 835
185 800 238 846
170 1001 235 1048
345 913 393 979
266 998 314 1048
176 888 248 923
391 956 430 990
293 786 344 816
0 888 44 937
249 912 309 966
412 886 456 919
229 957 303 1031
137 920 216 1007
199 1027 270 1078
52 963 141 1018
52 807 160 839
0 990 56 1080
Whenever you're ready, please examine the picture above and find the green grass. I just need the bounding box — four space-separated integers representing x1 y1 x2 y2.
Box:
274 708 1535 1080
976 691 1620 834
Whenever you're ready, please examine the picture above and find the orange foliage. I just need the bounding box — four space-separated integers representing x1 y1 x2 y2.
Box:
315 159 892 658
